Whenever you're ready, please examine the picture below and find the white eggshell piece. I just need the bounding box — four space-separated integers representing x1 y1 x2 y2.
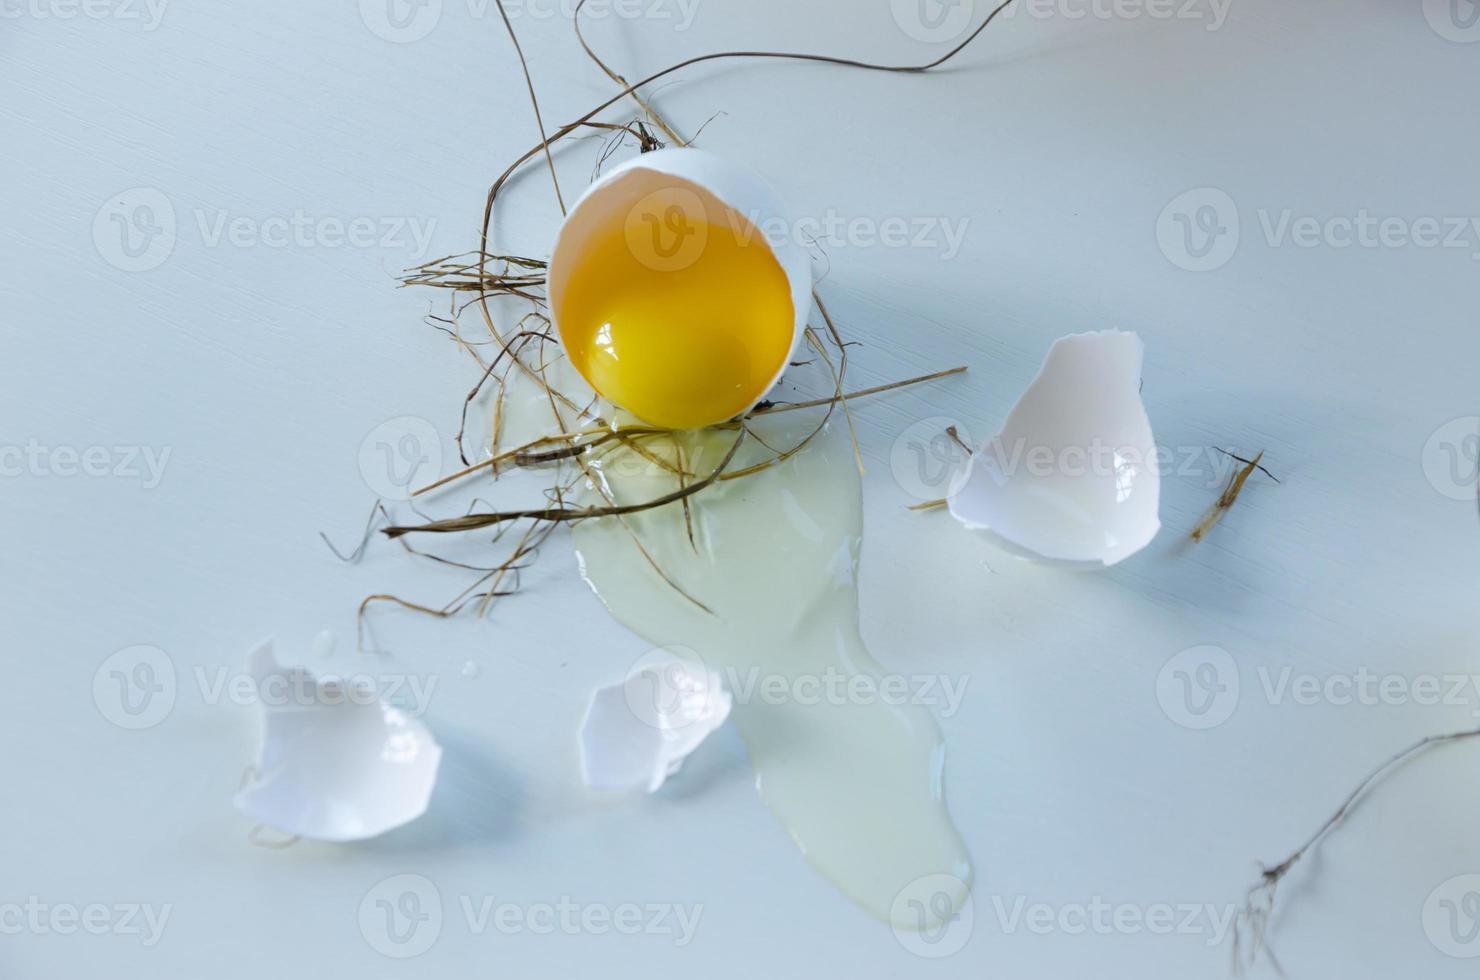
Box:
546 146 813 418
234 638 442 842
578 651 732 793
948 330 1161 567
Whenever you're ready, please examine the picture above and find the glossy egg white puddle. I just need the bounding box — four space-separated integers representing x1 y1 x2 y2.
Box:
570 412 971 930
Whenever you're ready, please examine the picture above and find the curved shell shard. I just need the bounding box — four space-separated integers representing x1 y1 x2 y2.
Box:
949 330 1161 567
234 637 442 842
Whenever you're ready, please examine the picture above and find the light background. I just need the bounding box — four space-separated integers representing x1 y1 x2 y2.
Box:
3 0 1480 976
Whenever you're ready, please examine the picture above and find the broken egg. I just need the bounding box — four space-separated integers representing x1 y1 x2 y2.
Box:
572 414 972 928
234 637 441 841
547 147 812 430
578 650 732 793
948 329 1161 567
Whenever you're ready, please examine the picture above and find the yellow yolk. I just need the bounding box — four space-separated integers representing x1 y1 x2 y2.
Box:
554 212 795 430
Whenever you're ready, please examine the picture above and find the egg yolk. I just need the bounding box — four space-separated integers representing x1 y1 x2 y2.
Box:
554 211 795 430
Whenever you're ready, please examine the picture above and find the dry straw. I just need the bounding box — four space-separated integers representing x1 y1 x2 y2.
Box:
351 0 1020 628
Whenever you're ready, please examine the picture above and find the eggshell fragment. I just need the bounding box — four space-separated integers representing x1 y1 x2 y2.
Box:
546 147 812 423
948 330 1161 567
234 638 441 841
578 651 732 793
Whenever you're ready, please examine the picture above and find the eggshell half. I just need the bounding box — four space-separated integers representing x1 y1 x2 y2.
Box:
547 147 812 426
948 330 1161 567
234 638 442 841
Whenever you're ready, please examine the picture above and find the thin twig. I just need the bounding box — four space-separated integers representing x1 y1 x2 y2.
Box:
1191 450 1270 542
753 365 967 415
383 428 747 537
494 0 565 215
1233 726 1480 975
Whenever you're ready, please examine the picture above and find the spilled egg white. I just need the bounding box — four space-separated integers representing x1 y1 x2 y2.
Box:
948 330 1161 567
547 147 812 430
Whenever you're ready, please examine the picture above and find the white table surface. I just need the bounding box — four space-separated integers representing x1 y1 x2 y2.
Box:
5 1 1480 977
